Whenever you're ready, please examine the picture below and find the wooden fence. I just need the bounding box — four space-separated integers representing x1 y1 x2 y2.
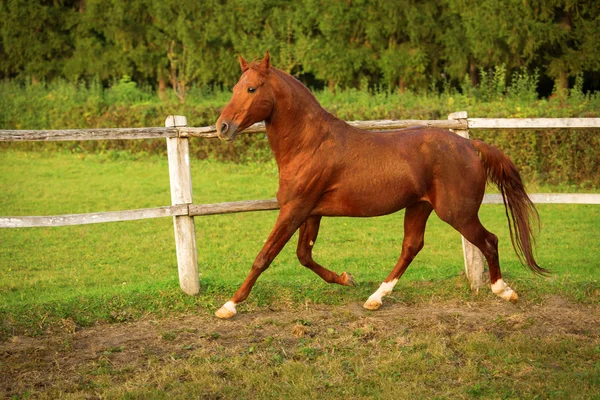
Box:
1 112 599 295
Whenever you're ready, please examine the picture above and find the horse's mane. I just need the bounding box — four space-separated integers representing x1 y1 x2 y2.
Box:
269 66 337 121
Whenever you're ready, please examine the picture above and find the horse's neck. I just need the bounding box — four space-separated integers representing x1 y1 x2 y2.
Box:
265 71 337 166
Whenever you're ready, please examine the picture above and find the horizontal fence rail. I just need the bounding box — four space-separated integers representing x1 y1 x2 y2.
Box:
0 205 188 228
2 113 598 295
2 194 599 229
467 118 600 129
3 117 600 142
189 199 280 216
483 193 600 205
0 127 179 141
0 120 467 141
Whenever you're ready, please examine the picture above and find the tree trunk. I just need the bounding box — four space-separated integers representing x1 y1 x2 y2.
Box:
556 70 568 94
158 77 167 100
469 59 478 86
398 78 406 94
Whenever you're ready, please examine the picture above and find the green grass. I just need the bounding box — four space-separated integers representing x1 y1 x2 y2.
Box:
1 149 599 339
1 149 599 399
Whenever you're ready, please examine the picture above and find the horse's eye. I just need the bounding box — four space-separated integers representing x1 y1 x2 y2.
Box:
247 87 256 93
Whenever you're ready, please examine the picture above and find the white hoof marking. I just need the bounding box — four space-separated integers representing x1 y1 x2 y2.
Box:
491 279 518 302
215 301 237 319
364 279 398 310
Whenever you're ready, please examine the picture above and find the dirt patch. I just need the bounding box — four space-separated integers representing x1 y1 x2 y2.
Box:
1 297 599 398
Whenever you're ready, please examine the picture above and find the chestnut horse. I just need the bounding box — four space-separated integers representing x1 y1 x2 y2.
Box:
214 52 546 319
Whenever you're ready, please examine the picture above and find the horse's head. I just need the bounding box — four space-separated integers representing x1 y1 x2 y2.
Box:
216 52 274 141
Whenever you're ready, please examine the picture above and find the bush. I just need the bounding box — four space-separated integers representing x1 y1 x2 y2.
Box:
1 76 599 188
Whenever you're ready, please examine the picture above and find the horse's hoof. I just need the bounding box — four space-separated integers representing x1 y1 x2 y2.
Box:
215 302 237 319
363 298 382 310
341 272 356 287
215 306 236 319
492 279 519 304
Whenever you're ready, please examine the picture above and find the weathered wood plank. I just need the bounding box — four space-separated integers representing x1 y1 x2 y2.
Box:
165 116 200 296
3 194 595 229
348 119 467 130
178 122 267 138
483 193 600 204
468 118 600 129
0 127 178 141
0 205 188 228
189 199 280 216
179 119 467 138
2 118 598 142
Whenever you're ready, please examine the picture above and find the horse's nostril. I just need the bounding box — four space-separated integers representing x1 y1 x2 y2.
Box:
221 122 229 134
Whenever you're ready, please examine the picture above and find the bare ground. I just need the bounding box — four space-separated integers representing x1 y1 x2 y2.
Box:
1 296 599 398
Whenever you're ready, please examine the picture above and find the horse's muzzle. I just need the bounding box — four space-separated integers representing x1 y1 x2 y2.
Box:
216 119 239 142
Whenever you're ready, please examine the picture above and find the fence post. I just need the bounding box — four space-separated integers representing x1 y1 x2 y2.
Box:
165 115 200 295
448 111 488 291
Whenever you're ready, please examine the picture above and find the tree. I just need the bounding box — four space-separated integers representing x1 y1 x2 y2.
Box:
296 0 375 91
534 0 600 91
366 1 442 92
1 0 598 94
0 0 76 82
64 0 150 83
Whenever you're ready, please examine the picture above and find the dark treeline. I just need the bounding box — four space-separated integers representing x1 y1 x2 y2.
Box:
1 0 599 99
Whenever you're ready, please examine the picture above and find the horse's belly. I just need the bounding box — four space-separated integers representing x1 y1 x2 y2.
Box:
312 187 421 217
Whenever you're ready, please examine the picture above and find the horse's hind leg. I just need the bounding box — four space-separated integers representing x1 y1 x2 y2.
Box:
452 216 518 303
364 201 433 310
296 216 355 286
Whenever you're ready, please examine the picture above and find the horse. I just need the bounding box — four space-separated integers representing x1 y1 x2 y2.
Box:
213 51 546 319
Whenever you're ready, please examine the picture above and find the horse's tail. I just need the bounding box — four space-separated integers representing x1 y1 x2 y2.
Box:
471 140 548 275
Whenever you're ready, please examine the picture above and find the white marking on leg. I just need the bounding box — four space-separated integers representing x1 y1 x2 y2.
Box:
309 240 314 246
366 279 398 306
223 301 237 313
215 300 237 319
491 279 518 302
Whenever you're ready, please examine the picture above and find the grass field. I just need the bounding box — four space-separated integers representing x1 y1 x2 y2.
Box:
1 149 599 398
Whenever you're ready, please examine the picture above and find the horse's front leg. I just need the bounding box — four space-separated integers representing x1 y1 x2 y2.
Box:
297 216 355 286
215 205 306 319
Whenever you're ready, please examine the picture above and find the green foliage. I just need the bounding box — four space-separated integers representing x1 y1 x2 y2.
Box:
105 76 153 105
2 74 599 187
507 69 540 103
476 64 507 102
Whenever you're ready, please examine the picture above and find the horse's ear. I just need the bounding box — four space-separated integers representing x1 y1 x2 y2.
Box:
259 51 271 71
239 55 250 72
